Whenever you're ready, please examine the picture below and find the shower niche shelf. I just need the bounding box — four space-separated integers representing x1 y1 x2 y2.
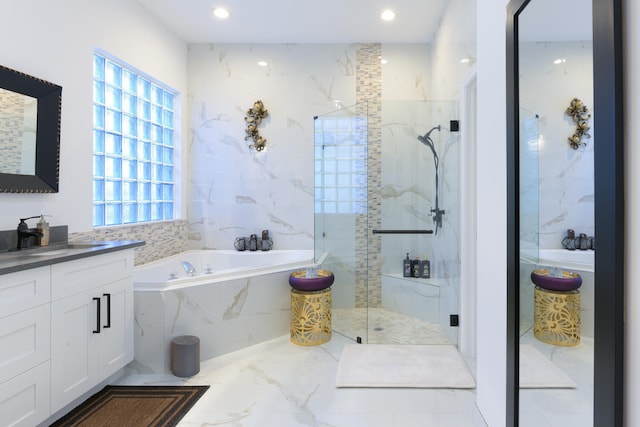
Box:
382 273 447 287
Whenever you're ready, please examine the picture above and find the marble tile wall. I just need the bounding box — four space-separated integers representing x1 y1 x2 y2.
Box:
519 41 594 250
132 269 292 374
187 44 356 252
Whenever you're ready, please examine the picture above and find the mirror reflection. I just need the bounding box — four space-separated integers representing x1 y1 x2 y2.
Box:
518 0 594 425
0 88 37 175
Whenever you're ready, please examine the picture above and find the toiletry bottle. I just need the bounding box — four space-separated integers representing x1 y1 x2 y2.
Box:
261 230 272 251
248 234 258 251
403 253 411 277
413 256 420 278
561 229 576 250
421 255 431 279
36 215 50 246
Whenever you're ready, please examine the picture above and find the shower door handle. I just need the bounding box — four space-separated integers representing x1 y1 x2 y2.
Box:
371 229 434 234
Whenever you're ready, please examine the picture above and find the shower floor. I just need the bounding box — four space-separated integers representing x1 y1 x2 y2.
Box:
332 307 450 345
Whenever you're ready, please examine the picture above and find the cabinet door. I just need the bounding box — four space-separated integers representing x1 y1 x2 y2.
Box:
0 362 50 427
50 289 100 413
0 304 50 385
99 278 134 379
0 266 50 319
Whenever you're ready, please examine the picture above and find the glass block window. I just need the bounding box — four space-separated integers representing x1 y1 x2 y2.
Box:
92 52 176 226
314 114 367 214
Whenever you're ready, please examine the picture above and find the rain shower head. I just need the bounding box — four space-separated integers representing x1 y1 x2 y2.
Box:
418 125 441 146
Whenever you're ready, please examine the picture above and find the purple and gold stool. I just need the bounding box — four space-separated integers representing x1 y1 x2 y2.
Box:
289 270 334 346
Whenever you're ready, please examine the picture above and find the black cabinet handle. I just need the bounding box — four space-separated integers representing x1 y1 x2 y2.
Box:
103 293 111 328
93 297 101 333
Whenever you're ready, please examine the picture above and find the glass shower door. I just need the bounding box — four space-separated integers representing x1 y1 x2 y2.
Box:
376 100 460 346
314 102 369 343
518 107 539 335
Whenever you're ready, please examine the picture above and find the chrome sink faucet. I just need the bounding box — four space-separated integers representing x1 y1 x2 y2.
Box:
16 216 43 250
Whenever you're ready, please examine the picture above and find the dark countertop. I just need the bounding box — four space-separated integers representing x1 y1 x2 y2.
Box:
0 240 145 276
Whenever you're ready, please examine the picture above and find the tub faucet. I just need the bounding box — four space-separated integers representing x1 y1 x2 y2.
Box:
16 216 43 250
181 261 197 276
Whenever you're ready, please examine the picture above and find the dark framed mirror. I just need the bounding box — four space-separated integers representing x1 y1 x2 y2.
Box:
507 0 623 426
0 65 61 193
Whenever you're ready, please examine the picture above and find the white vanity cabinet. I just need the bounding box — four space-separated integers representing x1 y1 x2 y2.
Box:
50 251 134 413
0 267 51 427
0 247 136 426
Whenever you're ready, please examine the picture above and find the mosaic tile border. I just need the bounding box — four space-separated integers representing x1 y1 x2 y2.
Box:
356 43 382 308
70 219 188 266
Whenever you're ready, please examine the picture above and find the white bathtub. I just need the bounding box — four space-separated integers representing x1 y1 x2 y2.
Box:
537 249 594 273
134 249 315 291
132 249 314 374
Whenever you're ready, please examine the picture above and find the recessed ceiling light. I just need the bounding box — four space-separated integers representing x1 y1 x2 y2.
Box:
213 7 230 19
460 58 470 64
554 58 566 64
257 61 268 67
381 9 395 21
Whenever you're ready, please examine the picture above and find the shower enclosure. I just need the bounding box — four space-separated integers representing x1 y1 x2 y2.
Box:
314 100 461 345
518 108 540 334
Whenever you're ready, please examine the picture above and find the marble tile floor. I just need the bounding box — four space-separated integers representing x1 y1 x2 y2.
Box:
116 333 488 427
518 328 594 427
332 307 450 345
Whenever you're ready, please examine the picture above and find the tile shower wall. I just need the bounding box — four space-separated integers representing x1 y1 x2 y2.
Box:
187 44 356 251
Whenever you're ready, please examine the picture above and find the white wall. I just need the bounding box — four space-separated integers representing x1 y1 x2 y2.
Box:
0 0 187 233
476 0 640 426
476 0 508 425
623 1 640 425
431 0 478 101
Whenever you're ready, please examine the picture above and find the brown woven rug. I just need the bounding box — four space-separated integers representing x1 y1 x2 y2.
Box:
51 385 209 427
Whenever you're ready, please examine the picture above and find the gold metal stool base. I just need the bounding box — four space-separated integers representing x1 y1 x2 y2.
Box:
534 286 581 347
290 288 332 346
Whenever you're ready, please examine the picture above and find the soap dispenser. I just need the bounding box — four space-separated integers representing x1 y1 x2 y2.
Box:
36 215 50 246
403 253 411 277
420 255 431 279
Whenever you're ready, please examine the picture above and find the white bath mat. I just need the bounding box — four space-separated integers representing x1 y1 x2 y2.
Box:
335 344 476 388
519 344 577 388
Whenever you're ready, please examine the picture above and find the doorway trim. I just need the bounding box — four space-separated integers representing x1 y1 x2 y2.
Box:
460 65 478 360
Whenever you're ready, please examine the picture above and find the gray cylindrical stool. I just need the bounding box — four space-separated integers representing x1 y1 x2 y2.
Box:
171 335 200 377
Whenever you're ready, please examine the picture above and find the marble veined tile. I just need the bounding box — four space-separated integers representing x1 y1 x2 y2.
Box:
116 333 486 427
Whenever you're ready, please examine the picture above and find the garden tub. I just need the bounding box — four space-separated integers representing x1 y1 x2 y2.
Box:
132 249 314 373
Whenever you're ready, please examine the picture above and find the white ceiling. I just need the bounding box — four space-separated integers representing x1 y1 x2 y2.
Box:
135 0 450 44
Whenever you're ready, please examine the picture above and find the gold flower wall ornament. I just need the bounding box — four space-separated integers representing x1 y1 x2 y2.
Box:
244 99 269 151
565 97 591 149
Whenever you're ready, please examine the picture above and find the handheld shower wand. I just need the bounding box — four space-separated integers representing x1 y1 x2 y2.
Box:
417 126 445 234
